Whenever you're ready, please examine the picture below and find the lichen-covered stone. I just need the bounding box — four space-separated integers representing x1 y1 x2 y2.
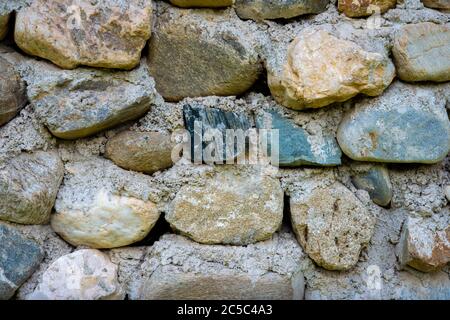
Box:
256 110 341 166
397 215 449 272
393 22 450 82
138 232 305 300
421 0 450 10
337 82 450 164
290 180 375 271
28 249 124 300
235 0 329 21
0 57 27 127
148 3 262 101
15 0 152 70
166 168 284 245
0 14 9 40
170 0 234 7
338 0 397 17
105 131 174 174
26 59 158 140
0 224 43 300
351 165 392 206
0 151 64 225
51 159 160 249
268 29 395 110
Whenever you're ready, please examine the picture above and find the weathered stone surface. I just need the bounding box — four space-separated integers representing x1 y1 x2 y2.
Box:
170 0 234 7
351 165 392 206
184 104 251 163
0 224 43 300
51 159 160 249
256 110 341 166
290 181 375 270
337 82 450 164
166 168 284 245
0 57 27 127
28 249 124 300
148 4 262 101
338 0 397 17
397 215 449 272
26 59 158 140
268 29 395 110
235 0 329 21
422 0 450 10
445 186 450 202
105 131 174 174
15 0 152 70
138 232 305 300
393 22 450 82
0 14 9 40
0 151 64 225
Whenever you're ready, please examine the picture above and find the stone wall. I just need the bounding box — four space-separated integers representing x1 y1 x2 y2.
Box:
0 0 449 300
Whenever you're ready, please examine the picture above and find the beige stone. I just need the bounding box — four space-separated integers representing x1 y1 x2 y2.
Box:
393 22 450 82
166 169 284 245
397 216 449 272
105 131 174 174
338 0 397 17
15 0 152 70
422 0 450 10
28 249 124 300
290 181 376 270
170 0 234 7
268 30 395 110
0 14 9 40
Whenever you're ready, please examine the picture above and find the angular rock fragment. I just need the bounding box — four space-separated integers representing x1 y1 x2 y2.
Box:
338 0 397 17
15 0 152 69
0 151 64 225
351 164 392 206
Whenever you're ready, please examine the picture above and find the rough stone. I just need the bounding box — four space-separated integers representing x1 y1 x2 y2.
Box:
0 151 64 225
183 103 251 163
148 3 262 101
51 159 160 249
0 57 27 127
15 0 152 70
25 58 158 140
290 180 376 271
256 110 342 166
397 215 449 272
351 165 393 206
0 224 43 300
393 22 450 82
445 185 450 201
166 168 284 245
105 131 175 174
170 0 234 7
137 232 305 300
28 249 124 300
235 0 329 21
337 82 450 164
0 14 9 40
268 29 395 110
338 0 397 17
422 0 450 10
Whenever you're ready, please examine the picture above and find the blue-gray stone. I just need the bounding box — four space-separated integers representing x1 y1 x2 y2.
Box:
351 165 392 207
256 111 342 167
337 82 450 164
183 104 251 163
0 224 43 299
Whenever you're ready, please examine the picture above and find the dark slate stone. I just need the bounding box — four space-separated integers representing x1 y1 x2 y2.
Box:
351 166 393 207
0 224 43 299
256 111 341 167
183 104 251 163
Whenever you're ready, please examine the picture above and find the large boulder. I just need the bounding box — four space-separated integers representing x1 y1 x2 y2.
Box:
290 180 376 270
268 29 395 110
28 249 124 300
0 151 64 225
235 0 330 21
337 82 450 164
166 168 284 245
147 3 262 101
338 0 397 17
393 22 450 82
0 57 27 127
15 0 152 70
0 224 44 300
